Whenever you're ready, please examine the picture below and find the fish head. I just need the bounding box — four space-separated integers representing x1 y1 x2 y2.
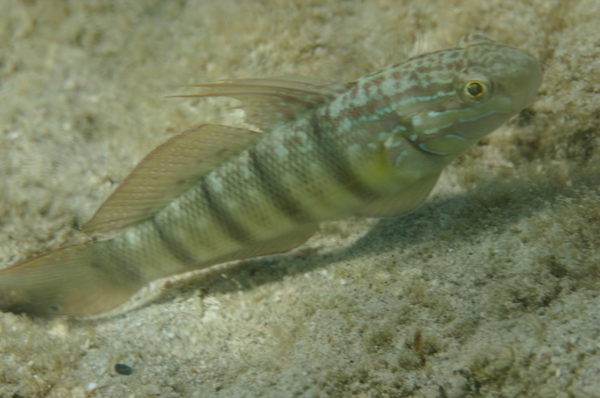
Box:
453 35 543 138
397 35 542 160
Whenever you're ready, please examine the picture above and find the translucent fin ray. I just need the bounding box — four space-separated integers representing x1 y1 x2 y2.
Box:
0 243 140 317
175 75 351 130
84 125 261 234
198 224 319 268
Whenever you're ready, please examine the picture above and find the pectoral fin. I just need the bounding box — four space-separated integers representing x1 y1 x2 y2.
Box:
353 172 441 217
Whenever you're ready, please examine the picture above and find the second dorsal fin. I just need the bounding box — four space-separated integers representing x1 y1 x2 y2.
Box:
83 125 261 234
175 75 352 130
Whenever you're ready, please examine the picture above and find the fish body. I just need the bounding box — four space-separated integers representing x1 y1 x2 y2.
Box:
0 35 542 317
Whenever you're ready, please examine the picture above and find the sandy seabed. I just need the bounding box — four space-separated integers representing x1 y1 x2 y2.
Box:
1 1 600 397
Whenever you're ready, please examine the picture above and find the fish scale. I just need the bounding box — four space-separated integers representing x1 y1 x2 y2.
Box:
0 34 542 317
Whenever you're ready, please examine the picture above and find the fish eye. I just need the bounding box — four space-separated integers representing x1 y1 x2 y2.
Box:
465 81 485 99
456 74 493 104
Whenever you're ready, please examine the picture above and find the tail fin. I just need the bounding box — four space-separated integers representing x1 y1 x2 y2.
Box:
0 242 145 317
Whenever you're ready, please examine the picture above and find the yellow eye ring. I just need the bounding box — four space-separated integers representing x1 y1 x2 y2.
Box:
465 80 486 99
455 72 492 104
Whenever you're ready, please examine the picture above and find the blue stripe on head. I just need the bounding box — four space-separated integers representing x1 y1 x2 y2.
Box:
458 110 497 123
418 142 450 156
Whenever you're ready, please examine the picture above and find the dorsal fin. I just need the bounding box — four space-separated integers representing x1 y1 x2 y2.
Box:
83 125 261 234
174 75 352 130
458 33 493 47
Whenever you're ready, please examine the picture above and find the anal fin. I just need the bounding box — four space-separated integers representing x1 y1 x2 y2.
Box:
199 224 319 268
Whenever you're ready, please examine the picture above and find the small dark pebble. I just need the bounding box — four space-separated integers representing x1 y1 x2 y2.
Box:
115 363 133 375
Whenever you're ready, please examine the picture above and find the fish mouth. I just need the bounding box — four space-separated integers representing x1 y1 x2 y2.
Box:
508 52 543 110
